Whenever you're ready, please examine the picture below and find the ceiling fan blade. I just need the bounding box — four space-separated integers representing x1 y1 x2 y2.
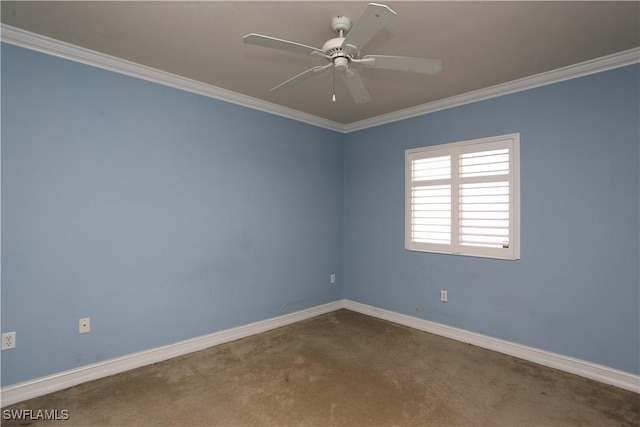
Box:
243 33 324 56
361 55 442 75
341 3 395 55
271 64 331 93
342 69 371 104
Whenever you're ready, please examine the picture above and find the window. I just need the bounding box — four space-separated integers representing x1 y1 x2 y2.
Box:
405 133 520 260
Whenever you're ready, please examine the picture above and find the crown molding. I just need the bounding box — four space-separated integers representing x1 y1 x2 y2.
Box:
0 24 344 133
2 24 638 134
344 47 640 133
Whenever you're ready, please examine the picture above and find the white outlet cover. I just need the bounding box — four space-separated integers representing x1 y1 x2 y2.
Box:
2 331 16 350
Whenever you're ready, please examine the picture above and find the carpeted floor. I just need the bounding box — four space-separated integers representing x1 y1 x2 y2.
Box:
2 309 639 426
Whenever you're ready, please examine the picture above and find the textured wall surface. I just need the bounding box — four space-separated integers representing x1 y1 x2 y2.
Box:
2 42 638 388
343 64 640 374
1 44 344 386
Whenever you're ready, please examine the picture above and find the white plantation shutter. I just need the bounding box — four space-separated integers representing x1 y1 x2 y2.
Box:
406 134 520 260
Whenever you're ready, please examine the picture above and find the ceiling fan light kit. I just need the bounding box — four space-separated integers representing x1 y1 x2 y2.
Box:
243 3 442 104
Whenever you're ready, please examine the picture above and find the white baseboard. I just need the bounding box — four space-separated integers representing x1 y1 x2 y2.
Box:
0 300 343 406
343 300 640 394
3 299 637 406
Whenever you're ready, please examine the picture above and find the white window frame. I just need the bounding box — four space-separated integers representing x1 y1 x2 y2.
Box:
405 133 520 260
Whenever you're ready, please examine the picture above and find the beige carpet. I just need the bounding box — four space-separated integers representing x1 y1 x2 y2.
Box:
2 310 638 426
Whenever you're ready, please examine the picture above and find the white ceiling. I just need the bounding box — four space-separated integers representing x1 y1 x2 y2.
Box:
2 1 639 125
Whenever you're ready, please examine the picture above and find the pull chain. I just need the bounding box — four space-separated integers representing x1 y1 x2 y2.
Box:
332 64 336 102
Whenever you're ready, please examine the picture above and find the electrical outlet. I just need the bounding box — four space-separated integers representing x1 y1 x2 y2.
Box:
440 290 448 302
79 318 91 334
330 274 336 284
2 332 16 350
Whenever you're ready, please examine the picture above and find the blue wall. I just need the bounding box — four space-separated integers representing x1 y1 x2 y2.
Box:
1 44 344 386
344 64 640 375
2 42 639 388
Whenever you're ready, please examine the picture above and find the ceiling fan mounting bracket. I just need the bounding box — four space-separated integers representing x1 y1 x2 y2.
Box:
331 16 352 33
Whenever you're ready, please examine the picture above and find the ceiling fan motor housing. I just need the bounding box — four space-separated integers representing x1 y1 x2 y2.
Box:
322 37 352 71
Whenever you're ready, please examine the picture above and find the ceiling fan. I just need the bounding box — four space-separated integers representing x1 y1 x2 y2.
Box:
243 3 442 104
